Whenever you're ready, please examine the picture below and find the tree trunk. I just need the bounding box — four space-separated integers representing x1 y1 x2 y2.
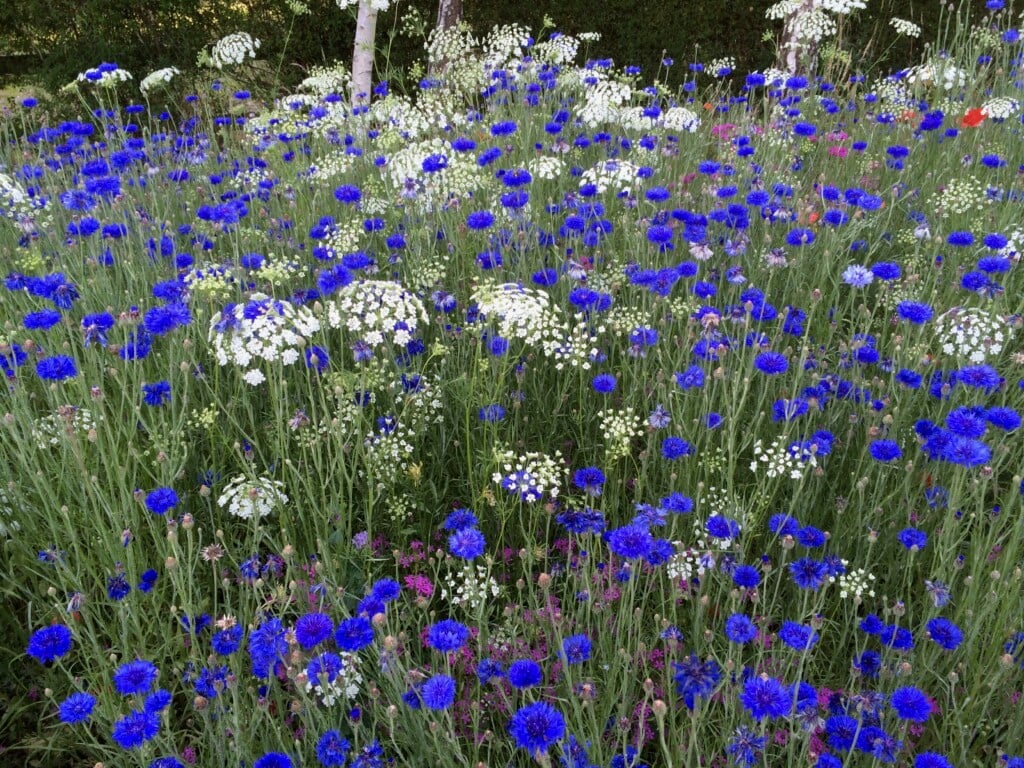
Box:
350 0 379 107
435 0 462 32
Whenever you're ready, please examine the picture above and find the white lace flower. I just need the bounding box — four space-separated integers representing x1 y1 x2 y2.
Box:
217 475 288 519
140 67 180 95
210 32 261 69
325 280 428 352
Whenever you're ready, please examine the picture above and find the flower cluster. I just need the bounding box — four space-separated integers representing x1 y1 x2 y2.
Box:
934 306 1010 363
325 280 427 354
216 475 289 519
492 447 564 503
209 32 261 69
208 294 321 386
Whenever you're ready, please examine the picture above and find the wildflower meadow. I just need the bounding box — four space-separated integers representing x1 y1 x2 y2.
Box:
2 1 1024 767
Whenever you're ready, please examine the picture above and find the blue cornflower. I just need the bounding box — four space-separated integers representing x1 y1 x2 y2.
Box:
732 565 761 588
334 185 361 204
607 524 653 560
562 634 592 664
896 301 934 324
880 624 915 651
926 617 963 650
334 616 374 652
58 691 96 724
768 514 800 536
449 527 486 560
305 346 329 373
672 654 721 709
707 515 740 541
674 365 705 389
778 621 818 652
36 355 77 381
111 708 160 749
796 526 826 547
254 753 293 768
890 686 931 722
753 351 788 375
842 265 874 287
556 507 605 535
648 403 671 428
591 373 616 393
467 210 495 230
478 403 506 423
661 436 693 460
869 440 902 462
426 619 469 653
725 614 757 644
107 573 131 601
987 407 1021 431
295 613 334 650
442 508 477 531
957 364 1001 392
789 557 828 589
142 381 171 406
142 303 190 335
825 714 858 750
509 701 565 754
23 309 62 330
212 625 243 655
476 658 504 684
941 436 991 466
144 488 178 515
854 649 882 679
27 624 73 664
316 730 350 767
947 231 975 247
421 674 456 709
507 659 543 689
573 466 606 496
739 676 791 720
728 726 766 767
915 753 955 768
144 689 171 713
113 659 158 696
786 228 815 246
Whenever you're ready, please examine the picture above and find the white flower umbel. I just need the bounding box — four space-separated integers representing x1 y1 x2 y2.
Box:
217 475 288 519
76 62 133 87
598 407 643 461
325 280 428 352
441 563 502 610
750 437 817 480
209 32 261 69
32 406 99 449
140 67 180 95
981 96 1021 120
208 293 320 386
471 282 570 359
579 160 644 196
492 447 564 504
889 17 922 37
934 306 1011 364
303 650 363 706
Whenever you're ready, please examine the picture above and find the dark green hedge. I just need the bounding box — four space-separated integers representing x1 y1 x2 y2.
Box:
1 0 952 96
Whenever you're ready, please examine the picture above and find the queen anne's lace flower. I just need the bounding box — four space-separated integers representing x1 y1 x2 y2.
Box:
889 17 922 37
210 32 261 69
579 159 643 196
441 563 502 609
750 437 817 479
472 282 569 359
32 406 99 449
140 67 180 95
981 96 1021 120
217 475 288 519
325 280 427 352
208 293 320 386
933 306 1011 363
492 447 564 504
76 62 132 87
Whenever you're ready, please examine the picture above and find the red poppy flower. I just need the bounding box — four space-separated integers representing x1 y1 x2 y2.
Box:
961 108 986 128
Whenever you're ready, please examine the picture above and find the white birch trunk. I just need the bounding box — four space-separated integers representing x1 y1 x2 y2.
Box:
350 0 379 107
